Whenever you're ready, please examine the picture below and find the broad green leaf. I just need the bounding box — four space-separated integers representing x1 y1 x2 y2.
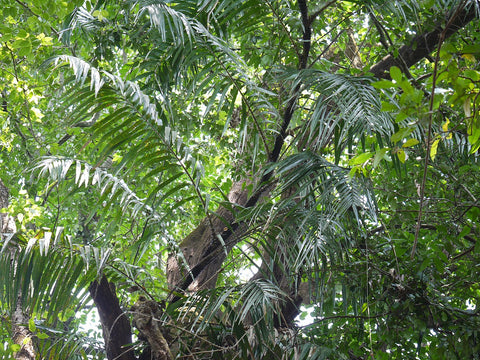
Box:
395 112 408 123
390 66 402 83
462 53 476 62
442 118 452 139
10 344 21 352
458 225 471 238
463 44 480 54
373 80 395 89
37 332 49 340
402 138 419 148
361 302 368 313
468 127 480 151
348 152 373 166
373 148 390 168
463 69 480 81
381 101 398 112
28 317 36 332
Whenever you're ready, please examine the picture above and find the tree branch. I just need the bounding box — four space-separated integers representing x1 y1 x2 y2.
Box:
268 0 313 164
131 299 172 360
369 1 479 79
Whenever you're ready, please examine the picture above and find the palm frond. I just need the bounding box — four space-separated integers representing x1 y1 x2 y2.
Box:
131 1 280 160
60 6 105 45
239 151 377 305
289 70 393 156
36 327 104 360
0 241 114 359
34 157 159 221
136 0 196 46
45 56 209 227
0 247 94 323
44 55 104 96
273 151 377 222
166 279 287 358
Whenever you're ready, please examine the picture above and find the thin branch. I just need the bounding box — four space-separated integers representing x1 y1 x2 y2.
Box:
58 114 99 145
208 49 271 157
309 0 337 23
309 29 345 68
108 262 157 303
303 311 393 327
370 223 477 260
368 8 392 52
264 0 301 59
411 2 467 260
7 44 44 149
451 245 475 260
14 0 60 37
268 0 313 164
446 172 480 221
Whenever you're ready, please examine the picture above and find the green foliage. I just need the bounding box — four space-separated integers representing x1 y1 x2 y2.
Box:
1 0 479 359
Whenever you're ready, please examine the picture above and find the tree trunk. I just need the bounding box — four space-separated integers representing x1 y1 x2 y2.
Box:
167 179 251 293
11 298 36 360
89 276 136 360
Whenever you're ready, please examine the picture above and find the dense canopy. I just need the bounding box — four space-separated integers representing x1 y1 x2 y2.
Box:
0 0 479 359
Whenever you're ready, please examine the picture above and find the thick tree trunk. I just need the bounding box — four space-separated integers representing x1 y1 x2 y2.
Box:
89 276 136 360
167 179 250 293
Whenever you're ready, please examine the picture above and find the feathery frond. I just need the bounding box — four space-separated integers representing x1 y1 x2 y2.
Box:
292 70 393 156
44 56 209 232
0 247 93 323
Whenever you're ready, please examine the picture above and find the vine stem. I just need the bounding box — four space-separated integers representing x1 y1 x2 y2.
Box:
410 1 467 259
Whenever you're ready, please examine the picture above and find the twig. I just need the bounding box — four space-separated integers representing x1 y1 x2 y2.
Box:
411 1 467 260
14 0 60 37
264 0 301 59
